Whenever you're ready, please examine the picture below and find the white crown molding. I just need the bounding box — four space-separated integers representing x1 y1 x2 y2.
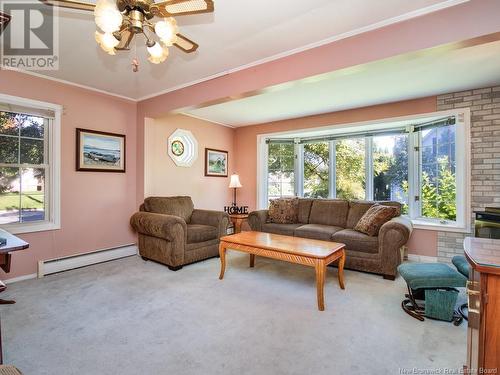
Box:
2 67 137 102
136 0 470 102
177 112 235 128
3 0 469 103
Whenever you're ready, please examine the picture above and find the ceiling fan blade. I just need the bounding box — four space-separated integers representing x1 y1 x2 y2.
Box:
115 30 134 50
173 33 199 53
151 0 214 17
39 0 95 12
0 12 11 34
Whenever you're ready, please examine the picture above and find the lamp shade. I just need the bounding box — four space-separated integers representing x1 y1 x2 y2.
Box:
229 174 242 188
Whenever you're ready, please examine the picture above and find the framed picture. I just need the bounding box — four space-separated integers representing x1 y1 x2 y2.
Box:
76 128 126 172
205 148 228 177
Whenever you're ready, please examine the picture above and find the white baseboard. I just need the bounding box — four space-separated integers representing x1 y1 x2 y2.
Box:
407 254 438 263
37 244 138 277
4 273 38 284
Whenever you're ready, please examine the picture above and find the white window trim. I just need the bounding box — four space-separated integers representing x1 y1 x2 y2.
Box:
257 108 471 233
0 94 62 234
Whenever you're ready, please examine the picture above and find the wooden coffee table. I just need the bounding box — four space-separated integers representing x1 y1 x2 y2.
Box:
218 231 346 311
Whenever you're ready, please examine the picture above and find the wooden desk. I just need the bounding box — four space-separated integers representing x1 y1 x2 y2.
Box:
0 229 29 364
463 237 500 374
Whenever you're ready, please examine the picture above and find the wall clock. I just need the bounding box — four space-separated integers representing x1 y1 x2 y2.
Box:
167 129 198 167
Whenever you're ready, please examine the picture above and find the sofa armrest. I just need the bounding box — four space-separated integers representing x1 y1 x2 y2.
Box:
130 212 187 243
190 209 230 238
378 216 413 277
248 210 269 232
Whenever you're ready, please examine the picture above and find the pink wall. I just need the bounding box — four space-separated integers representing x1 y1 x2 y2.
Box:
144 114 234 210
136 0 500 205
233 96 439 256
0 70 138 279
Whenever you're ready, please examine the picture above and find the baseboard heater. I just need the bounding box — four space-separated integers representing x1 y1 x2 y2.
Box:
37 244 138 277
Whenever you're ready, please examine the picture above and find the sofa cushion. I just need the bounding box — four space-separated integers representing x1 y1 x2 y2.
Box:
294 224 344 241
261 223 303 236
309 199 348 227
267 198 299 224
354 204 399 236
186 224 218 244
331 229 379 254
144 196 194 223
346 200 401 228
298 199 314 224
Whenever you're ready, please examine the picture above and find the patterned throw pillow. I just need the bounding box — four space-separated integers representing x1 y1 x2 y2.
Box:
354 204 399 236
266 198 299 224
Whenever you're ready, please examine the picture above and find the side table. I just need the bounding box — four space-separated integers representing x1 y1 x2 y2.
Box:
229 214 248 234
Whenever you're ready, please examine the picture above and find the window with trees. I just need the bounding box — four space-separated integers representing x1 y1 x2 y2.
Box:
267 143 295 200
0 95 61 234
263 111 469 230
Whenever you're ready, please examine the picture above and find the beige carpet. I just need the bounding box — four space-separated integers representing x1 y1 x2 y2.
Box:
1 254 466 375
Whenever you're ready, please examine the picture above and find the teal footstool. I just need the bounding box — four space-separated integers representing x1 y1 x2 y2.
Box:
398 262 467 326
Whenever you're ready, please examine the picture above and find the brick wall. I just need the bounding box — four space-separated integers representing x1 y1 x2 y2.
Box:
436 86 500 262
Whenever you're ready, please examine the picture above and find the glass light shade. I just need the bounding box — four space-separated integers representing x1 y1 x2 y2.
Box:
95 0 123 33
147 42 169 64
229 174 242 188
154 18 178 46
95 31 119 55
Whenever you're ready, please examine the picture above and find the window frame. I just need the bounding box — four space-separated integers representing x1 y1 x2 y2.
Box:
257 108 471 233
0 94 62 234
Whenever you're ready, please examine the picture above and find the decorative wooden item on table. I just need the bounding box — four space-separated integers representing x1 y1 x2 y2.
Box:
76 128 126 172
205 148 228 177
463 237 500 373
218 231 346 311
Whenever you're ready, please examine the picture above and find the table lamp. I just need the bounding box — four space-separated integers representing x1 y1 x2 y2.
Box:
229 174 242 207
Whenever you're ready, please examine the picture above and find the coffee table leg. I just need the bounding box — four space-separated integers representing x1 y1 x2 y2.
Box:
315 260 326 311
338 250 346 290
219 243 227 280
249 254 255 268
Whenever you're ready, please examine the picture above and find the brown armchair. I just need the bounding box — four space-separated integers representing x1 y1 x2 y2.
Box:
130 196 230 271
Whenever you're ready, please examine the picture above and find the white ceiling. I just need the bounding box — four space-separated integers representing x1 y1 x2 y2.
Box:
10 0 468 100
181 39 500 127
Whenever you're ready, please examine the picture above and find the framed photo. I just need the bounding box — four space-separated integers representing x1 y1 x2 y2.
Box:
205 148 228 177
76 128 126 172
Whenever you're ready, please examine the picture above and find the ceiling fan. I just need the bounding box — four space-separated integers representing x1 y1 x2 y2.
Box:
0 11 11 34
39 0 214 70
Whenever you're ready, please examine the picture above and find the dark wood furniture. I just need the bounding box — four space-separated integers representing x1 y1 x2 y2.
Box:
0 229 29 365
218 231 346 311
228 214 248 234
463 237 500 373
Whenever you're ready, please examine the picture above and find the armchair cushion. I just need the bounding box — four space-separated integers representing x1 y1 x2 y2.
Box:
130 212 187 242
144 196 194 223
187 224 218 244
190 209 230 238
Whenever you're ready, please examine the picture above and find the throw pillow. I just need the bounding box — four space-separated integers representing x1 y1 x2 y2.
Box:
354 204 398 236
266 198 299 224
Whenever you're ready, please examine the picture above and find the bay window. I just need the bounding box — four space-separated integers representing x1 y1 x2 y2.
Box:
261 110 470 231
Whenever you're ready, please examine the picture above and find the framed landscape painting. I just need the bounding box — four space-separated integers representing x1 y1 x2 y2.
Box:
205 148 228 177
76 128 126 172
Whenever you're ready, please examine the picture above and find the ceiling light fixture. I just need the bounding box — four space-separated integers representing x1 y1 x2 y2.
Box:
39 0 214 70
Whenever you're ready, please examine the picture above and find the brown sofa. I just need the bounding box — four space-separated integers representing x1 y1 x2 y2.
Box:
248 199 412 279
130 196 230 271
